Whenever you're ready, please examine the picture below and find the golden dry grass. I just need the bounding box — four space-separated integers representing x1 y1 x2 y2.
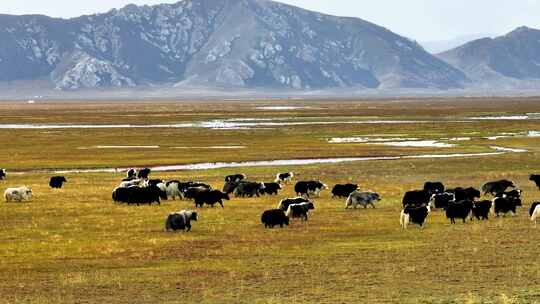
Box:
0 98 540 303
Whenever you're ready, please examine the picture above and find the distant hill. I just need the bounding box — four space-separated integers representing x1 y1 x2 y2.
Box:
438 27 540 88
421 33 496 54
0 0 466 91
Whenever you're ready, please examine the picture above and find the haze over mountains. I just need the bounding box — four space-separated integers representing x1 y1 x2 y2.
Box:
0 0 539 97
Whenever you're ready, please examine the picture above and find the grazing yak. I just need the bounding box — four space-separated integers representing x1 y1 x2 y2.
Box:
275 172 294 184
233 181 265 198
472 200 492 220
449 187 481 202
277 197 312 211
530 175 540 190
0 169 6 180
345 191 381 209
332 183 359 199
49 176 67 189
222 181 239 194
4 186 33 202
400 204 431 229
225 174 246 183
184 186 212 200
128 185 167 205
112 186 132 203
430 192 455 209
423 182 445 195
194 190 229 208
179 182 211 194
112 185 165 205
445 200 473 224
402 190 431 207
530 202 540 225
261 209 289 228
295 180 328 197
137 168 151 179
286 202 315 221
259 182 282 196
165 181 183 200
492 195 521 217
482 179 515 196
165 210 198 232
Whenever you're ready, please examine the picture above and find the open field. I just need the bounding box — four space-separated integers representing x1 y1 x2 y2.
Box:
1 98 540 303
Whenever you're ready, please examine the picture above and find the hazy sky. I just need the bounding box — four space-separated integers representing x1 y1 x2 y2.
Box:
1 0 539 41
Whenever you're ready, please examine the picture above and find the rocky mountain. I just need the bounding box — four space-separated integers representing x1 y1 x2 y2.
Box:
438 27 540 88
0 0 467 91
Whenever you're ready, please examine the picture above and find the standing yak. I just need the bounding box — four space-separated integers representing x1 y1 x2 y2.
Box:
194 190 230 208
345 191 381 209
165 210 198 232
402 190 431 207
332 183 359 199
529 175 540 190
137 168 151 179
295 181 328 198
259 182 282 196
445 200 473 224
126 169 137 180
49 176 67 189
423 182 445 195
275 172 294 184
261 209 289 228
400 204 431 229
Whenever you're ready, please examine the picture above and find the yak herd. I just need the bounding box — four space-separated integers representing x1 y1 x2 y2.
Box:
2 166 540 232
400 180 530 229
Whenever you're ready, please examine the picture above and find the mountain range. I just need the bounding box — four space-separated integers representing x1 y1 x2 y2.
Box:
438 26 540 89
0 0 538 94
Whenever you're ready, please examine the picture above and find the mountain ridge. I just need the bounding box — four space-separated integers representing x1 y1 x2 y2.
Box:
0 0 467 91
438 26 540 88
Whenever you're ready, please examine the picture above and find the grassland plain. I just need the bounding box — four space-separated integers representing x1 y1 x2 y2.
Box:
1 98 540 303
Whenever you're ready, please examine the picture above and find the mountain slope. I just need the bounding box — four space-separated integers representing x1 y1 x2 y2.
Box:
0 0 467 90
421 33 496 54
438 27 540 87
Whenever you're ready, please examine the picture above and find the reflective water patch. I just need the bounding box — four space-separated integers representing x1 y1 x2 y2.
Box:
171 146 246 149
490 146 528 153
328 137 419 143
469 115 530 120
256 106 311 110
0 119 473 130
78 145 160 149
25 148 520 174
373 140 455 148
